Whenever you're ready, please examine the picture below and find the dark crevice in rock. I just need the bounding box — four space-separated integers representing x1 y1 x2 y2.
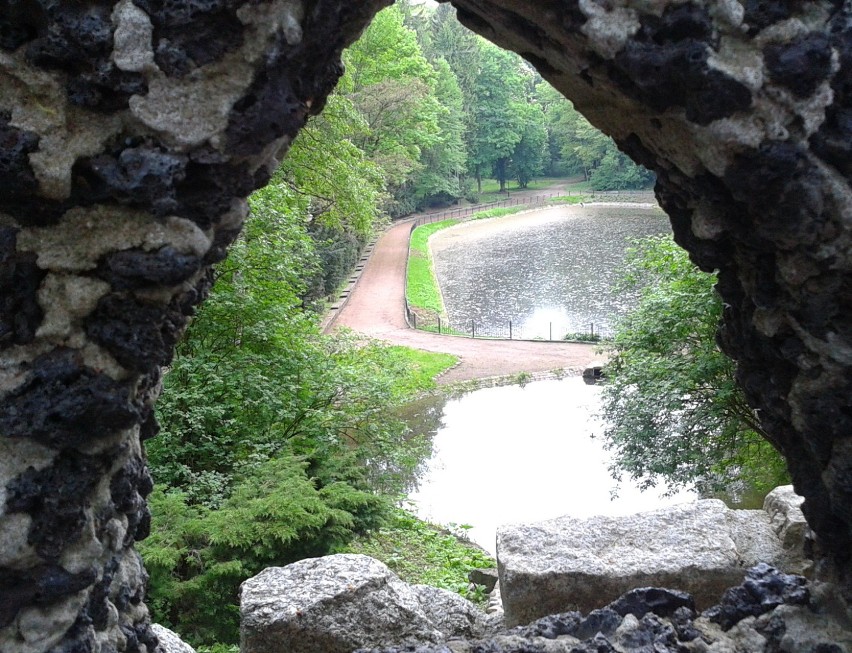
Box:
86 269 211 374
611 39 752 125
0 226 46 349
811 11 852 175
0 348 140 448
638 3 716 48
765 33 833 99
6 447 112 560
173 160 266 228
52 614 99 653
23 1 147 111
0 564 98 628
86 293 189 374
224 61 312 158
96 246 202 291
742 0 795 34
86 556 120 631
703 563 809 630
121 620 160 653
73 145 189 218
132 0 245 77
0 113 41 211
110 454 154 545
0 0 45 51
608 587 695 620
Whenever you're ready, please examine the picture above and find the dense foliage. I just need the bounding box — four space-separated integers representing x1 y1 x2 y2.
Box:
341 2 655 215
536 82 655 189
600 236 789 496
141 181 457 646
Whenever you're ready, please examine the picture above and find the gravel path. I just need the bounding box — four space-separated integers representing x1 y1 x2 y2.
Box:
328 199 603 384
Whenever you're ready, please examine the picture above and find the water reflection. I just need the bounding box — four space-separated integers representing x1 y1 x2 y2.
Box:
405 378 695 555
431 204 669 338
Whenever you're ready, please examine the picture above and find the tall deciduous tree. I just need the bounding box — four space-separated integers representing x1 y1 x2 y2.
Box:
536 80 654 188
470 42 525 192
508 101 548 188
414 57 468 203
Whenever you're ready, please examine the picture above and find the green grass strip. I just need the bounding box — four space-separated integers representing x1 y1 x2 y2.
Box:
550 194 591 205
407 219 458 315
470 205 530 220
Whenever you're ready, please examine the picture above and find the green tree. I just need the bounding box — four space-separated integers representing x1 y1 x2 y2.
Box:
413 57 468 205
600 236 789 495
278 92 386 241
141 455 385 646
590 148 656 190
143 181 455 647
469 42 525 192
508 102 548 188
536 81 654 187
344 5 444 214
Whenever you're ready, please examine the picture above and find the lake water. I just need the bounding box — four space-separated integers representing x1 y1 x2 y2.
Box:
405 378 695 555
404 201 762 551
431 203 669 338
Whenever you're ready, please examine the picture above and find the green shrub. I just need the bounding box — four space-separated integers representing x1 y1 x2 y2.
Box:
141 455 386 646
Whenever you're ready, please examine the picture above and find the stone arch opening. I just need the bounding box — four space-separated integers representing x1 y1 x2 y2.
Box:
0 1 849 651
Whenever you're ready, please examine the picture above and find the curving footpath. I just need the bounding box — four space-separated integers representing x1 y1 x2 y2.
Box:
327 209 601 384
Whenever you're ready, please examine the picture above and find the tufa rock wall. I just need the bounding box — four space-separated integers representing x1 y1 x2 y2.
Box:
0 1 390 651
0 1 849 651
446 0 851 589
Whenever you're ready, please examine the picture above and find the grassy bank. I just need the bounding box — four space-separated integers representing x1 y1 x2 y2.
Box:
406 204 553 317
407 219 458 316
343 507 495 603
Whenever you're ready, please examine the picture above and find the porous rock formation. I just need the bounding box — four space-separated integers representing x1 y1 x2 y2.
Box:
357 565 852 653
0 1 849 652
239 554 491 653
497 492 811 626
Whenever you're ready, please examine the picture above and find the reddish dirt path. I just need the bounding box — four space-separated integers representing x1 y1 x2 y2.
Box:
328 212 601 384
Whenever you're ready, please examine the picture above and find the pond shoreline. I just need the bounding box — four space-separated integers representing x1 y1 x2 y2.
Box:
428 198 668 340
428 198 660 256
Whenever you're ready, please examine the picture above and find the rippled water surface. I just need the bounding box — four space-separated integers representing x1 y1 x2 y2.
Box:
431 204 669 338
405 378 695 554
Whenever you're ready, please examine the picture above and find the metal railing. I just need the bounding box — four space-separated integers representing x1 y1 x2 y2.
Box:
409 188 649 227
412 192 560 227
404 308 611 342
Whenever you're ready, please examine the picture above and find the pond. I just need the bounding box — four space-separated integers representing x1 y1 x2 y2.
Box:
430 202 669 338
403 378 696 555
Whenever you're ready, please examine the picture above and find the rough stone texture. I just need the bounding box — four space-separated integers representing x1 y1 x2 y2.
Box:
149 625 195 653
468 567 498 593
764 484 814 574
411 585 491 640
0 2 390 652
356 566 852 653
445 0 852 598
497 499 793 626
0 1 850 650
239 554 488 653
